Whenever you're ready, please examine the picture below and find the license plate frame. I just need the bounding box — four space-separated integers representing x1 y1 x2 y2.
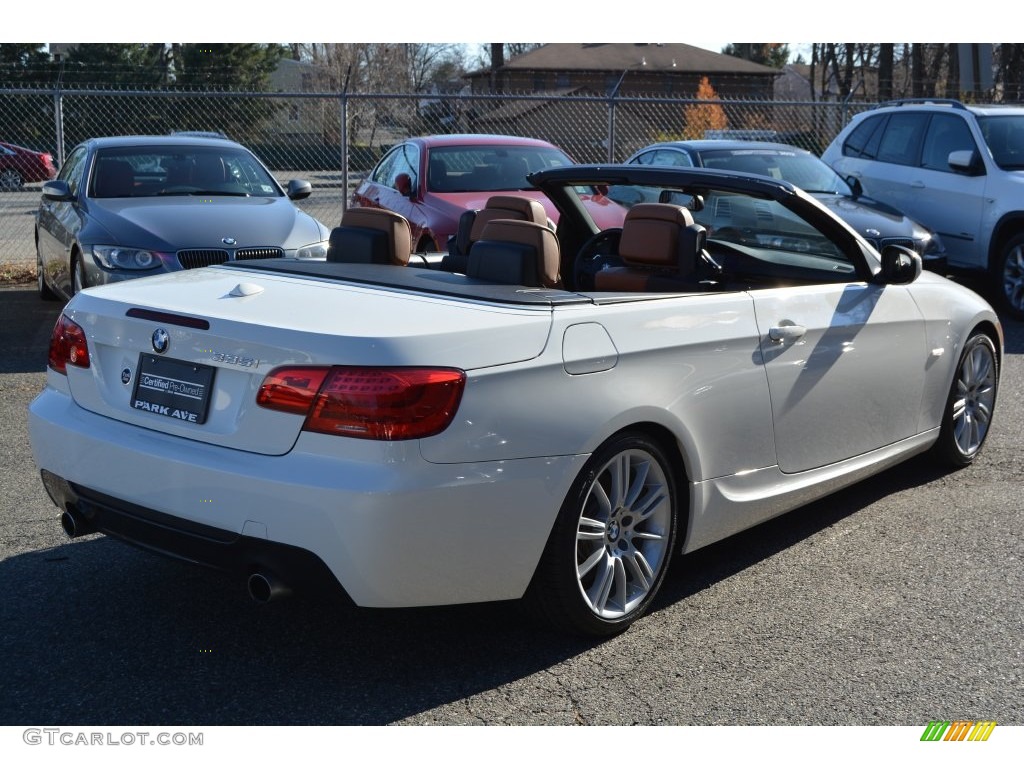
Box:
131 354 215 425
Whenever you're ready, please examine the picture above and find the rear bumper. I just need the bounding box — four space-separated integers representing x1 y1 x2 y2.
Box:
41 470 348 600
29 386 585 608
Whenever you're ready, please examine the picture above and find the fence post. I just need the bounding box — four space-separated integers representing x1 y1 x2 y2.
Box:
606 71 627 163
340 92 348 215
53 87 65 167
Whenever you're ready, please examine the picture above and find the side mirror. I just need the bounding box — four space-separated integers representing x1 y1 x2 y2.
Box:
286 178 312 201
877 244 922 285
41 180 73 202
845 175 864 198
395 173 414 198
948 149 983 176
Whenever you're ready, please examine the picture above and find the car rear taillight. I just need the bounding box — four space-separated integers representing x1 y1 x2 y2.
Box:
257 366 465 440
48 315 90 374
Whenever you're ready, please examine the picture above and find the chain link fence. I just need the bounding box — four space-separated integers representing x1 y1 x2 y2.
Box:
0 87 867 268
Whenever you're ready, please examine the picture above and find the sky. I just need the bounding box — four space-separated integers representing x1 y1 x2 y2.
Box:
7 1 990 51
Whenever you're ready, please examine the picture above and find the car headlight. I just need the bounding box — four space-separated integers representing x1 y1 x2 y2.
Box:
296 240 329 260
92 246 161 270
912 227 945 257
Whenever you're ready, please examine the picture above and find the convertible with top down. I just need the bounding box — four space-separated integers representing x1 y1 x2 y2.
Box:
29 164 1001 636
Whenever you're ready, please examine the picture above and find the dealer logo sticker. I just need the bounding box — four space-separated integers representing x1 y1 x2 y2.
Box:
121 368 132 385
152 328 170 354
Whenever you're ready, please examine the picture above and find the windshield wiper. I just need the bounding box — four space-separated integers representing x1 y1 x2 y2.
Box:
187 189 250 197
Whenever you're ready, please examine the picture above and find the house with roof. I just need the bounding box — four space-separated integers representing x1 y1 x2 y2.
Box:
465 43 779 98
464 43 782 161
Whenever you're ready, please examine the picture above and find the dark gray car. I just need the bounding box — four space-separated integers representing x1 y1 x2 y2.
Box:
35 135 330 301
621 140 947 271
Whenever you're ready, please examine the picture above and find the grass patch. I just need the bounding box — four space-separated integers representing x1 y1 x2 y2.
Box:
0 264 36 285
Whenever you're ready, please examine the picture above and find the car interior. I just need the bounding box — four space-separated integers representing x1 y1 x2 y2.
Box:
319 182 865 296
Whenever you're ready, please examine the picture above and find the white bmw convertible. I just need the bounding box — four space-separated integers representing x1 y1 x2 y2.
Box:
28 164 1002 636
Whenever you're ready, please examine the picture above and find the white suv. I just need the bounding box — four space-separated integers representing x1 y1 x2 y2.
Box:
822 99 1024 318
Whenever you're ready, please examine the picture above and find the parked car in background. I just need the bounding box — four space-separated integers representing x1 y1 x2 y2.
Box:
35 135 330 301
624 140 946 271
350 134 625 252
821 98 1024 319
1 140 58 190
29 163 1001 637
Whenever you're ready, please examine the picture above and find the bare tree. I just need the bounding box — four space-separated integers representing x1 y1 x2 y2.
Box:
878 44 894 101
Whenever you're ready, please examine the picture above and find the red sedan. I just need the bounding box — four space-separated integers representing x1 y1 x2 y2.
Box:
0 141 58 190
351 134 625 252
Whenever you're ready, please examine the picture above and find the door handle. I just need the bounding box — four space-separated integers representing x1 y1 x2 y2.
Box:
768 324 807 343
911 181 925 189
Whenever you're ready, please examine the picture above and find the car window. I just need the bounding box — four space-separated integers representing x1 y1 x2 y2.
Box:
841 114 887 159
89 146 281 198
371 144 419 191
699 148 847 194
427 145 571 193
58 146 89 196
876 113 929 166
628 149 694 168
978 114 1024 170
370 147 401 185
920 114 977 171
628 150 659 166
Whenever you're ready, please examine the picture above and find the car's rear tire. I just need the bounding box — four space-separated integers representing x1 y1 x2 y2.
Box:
527 431 678 636
931 332 998 467
994 233 1024 320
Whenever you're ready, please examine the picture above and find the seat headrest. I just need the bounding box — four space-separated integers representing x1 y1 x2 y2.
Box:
193 155 226 184
94 159 135 197
467 219 561 288
468 196 548 241
329 207 412 266
619 203 697 268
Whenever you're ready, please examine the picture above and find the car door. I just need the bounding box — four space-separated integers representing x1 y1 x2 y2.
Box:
729 202 927 474
900 113 988 269
753 282 927 474
37 145 90 293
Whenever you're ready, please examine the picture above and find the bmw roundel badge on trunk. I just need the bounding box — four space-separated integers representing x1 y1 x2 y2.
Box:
152 328 170 354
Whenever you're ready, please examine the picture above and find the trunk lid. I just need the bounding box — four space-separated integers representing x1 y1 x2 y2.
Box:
62 266 553 455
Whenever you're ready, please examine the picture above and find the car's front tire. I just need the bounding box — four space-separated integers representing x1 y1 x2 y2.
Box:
995 233 1024 320
71 252 86 296
0 168 23 191
931 332 999 467
528 431 679 636
37 250 59 301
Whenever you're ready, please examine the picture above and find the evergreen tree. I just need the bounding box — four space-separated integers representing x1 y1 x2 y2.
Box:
722 43 790 69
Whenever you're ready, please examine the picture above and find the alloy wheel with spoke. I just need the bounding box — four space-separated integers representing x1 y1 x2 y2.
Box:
932 333 999 467
997 235 1024 320
951 340 997 457
575 449 672 619
528 432 678 636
